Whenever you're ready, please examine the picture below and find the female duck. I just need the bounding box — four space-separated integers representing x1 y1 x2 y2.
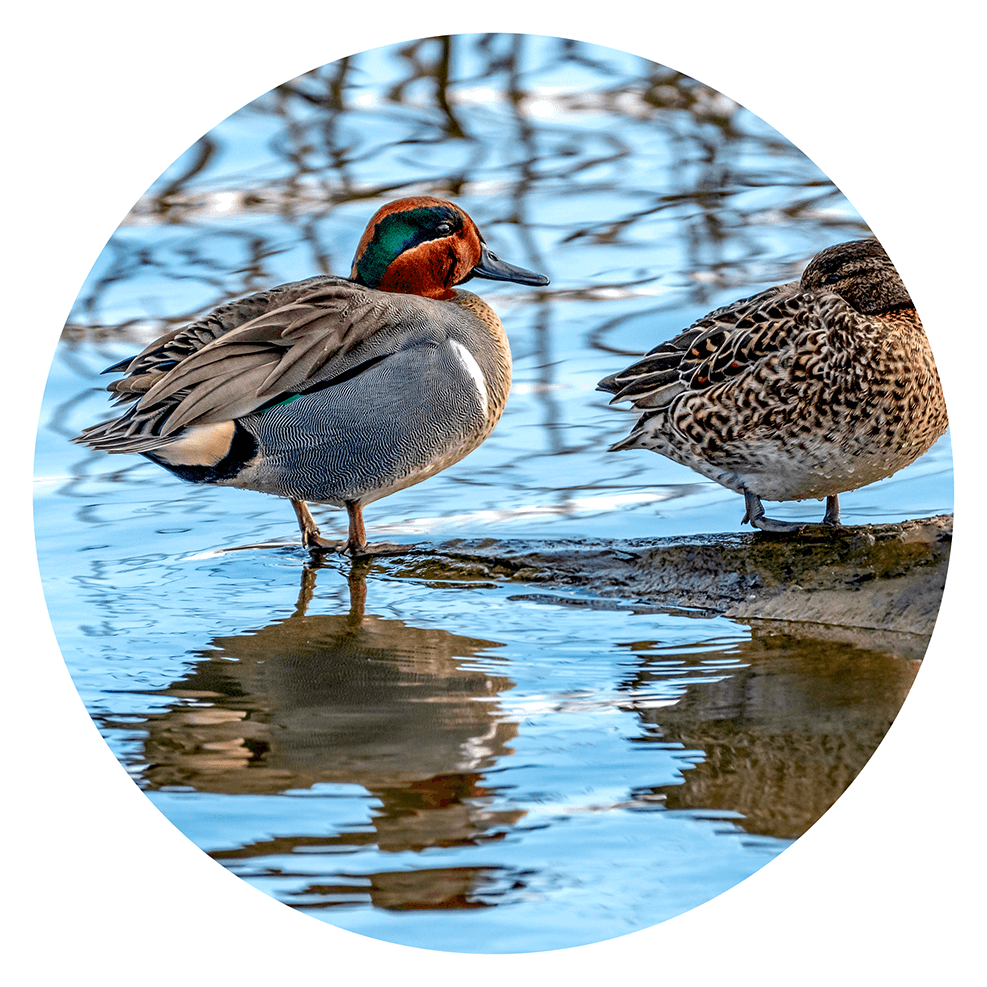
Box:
76 197 549 555
598 238 947 531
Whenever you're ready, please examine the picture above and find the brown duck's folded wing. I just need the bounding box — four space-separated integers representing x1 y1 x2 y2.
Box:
599 282 806 410
79 279 425 450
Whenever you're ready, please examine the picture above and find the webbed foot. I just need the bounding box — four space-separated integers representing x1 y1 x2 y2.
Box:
742 490 843 533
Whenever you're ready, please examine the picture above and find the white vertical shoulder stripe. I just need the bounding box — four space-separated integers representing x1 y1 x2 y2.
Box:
449 339 489 417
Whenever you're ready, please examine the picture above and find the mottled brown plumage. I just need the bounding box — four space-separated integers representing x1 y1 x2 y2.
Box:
598 239 947 531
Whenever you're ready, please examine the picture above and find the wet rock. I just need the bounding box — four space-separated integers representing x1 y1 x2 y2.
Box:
406 515 951 640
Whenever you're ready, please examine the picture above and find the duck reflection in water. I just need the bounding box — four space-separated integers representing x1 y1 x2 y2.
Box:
118 562 922 915
132 563 524 911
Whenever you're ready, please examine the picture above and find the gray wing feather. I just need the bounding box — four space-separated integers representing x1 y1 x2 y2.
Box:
76 278 428 452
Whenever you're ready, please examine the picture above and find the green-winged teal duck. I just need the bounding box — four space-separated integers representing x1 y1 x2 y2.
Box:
597 238 947 531
76 196 549 555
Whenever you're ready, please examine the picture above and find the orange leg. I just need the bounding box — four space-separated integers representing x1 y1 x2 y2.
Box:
291 498 370 555
345 500 369 556
291 499 333 550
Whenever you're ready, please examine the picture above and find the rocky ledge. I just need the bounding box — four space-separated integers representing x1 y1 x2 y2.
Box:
394 515 952 643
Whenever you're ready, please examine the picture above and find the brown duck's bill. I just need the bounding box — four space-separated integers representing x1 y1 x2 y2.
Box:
469 243 550 286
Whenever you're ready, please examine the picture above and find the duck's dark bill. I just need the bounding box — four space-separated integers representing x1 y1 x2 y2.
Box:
471 243 550 285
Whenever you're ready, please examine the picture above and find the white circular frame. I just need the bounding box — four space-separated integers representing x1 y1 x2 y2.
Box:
0 0 987 987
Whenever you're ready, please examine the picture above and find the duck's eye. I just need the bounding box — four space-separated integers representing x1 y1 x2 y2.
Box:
824 272 842 284
436 221 455 236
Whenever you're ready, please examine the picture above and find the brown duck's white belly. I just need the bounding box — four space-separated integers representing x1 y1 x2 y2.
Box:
632 386 947 504
675 434 939 503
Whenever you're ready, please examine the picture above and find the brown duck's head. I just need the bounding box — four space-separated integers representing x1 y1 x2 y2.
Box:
350 196 549 300
801 237 913 314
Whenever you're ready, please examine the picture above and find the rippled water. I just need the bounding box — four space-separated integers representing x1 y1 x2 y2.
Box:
34 34 951 953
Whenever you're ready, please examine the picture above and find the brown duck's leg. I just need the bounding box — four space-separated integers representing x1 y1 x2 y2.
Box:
743 489 844 533
822 494 841 526
291 499 334 550
742 489 809 533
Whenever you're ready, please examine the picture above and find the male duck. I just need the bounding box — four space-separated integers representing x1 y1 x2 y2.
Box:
598 238 947 531
76 196 549 555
